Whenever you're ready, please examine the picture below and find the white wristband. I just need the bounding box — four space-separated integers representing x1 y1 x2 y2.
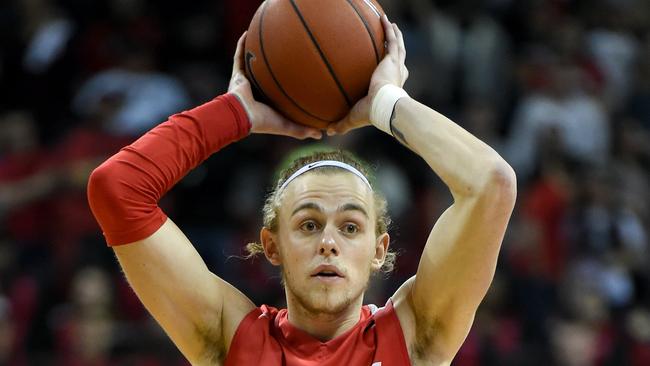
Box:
370 84 409 136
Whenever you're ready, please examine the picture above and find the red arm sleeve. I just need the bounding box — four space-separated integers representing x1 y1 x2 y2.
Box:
87 93 251 246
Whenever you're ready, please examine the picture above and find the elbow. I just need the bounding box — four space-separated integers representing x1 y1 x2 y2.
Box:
87 161 121 214
489 159 517 189
483 159 517 206
88 163 112 199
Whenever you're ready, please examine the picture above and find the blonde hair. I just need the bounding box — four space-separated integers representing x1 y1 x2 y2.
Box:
247 149 396 274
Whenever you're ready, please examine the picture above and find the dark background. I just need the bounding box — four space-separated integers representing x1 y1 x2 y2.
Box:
1 0 650 364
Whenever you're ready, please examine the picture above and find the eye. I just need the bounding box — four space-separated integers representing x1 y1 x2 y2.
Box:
342 223 359 235
299 220 319 232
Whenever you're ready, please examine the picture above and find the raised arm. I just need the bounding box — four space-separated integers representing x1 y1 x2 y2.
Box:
87 34 321 364
328 16 516 364
390 97 516 362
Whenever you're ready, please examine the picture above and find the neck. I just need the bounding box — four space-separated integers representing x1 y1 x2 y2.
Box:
285 291 364 342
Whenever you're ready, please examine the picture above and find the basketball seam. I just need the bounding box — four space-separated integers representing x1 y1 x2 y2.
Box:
258 0 332 123
288 0 353 108
345 0 380 64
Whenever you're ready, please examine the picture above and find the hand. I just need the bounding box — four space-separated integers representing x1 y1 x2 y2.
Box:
228 33 322 140
326 15 409 136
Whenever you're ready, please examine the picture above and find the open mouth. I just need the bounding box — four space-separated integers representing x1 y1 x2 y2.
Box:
311 265 344 278
313 271 341 278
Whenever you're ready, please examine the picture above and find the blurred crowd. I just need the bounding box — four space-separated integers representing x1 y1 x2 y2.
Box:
1 0 649 364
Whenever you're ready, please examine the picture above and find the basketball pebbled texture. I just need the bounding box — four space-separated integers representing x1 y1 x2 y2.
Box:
244 0 385 129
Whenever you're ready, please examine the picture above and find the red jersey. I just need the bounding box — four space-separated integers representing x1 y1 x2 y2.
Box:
225 300 411 366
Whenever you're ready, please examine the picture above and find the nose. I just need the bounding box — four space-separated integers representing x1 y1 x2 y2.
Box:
318 226 340 256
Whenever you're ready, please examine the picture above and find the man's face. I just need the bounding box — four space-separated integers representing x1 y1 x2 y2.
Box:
266 172 388 315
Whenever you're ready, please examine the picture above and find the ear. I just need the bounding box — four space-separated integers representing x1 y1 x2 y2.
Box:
371 232 390 271
261 227 282 266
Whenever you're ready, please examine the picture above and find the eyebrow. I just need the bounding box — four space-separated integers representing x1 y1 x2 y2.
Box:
291 202 323 217
291 202 369 219
339 203 369 218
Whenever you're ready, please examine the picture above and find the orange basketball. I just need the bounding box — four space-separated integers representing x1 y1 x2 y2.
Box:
244 0 386 129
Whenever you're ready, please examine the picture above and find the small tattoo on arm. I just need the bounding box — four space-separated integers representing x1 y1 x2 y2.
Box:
392 126 409 147
389 108 409 147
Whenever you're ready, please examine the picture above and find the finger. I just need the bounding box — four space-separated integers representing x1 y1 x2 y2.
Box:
329 95 372 135
326 117 349 136
381 14 391 33
232 32 247 77
270 114 322 139
328 115 362 136
282 121 323 140
393 23 406 64
382 15 398 56
327 122 350 136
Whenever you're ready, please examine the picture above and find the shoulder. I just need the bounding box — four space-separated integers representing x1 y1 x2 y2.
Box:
225 304 280 340
222 305 283 365
220 284 258 348
391 276 452 365
391 276 417 347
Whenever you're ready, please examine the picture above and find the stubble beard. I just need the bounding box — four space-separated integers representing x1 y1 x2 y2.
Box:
282 265 372 316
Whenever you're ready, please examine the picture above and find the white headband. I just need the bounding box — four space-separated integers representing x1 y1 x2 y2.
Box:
279 160 372 192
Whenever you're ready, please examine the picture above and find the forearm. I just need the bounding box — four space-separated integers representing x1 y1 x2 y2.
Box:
391 98 512 197
87 93 250 245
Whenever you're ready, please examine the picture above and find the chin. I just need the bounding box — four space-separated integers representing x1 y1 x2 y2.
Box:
295 282 367 315
304 292 355 315
283 266 372 315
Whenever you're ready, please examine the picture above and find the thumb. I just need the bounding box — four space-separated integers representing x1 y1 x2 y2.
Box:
232 32 247 78
327 115 356 136
327 97 370 136
279 119 323 140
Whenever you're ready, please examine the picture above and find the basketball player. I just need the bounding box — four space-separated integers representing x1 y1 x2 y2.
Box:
88 16 516 365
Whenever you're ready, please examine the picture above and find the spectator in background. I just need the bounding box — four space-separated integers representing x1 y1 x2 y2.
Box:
0 101 130 277
0 273 36 365
74 0 163 73
460 100 506 151
569 167 647 269
19 0 74 75
520 156 573 283
586 0 640 110
505 54 610 182
72 42 191 136
0 111 56 244
625 308 650 366
407 0 511 108
551 259 616 366
51 266 115 366
611 116 650 231
10 0 79 142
